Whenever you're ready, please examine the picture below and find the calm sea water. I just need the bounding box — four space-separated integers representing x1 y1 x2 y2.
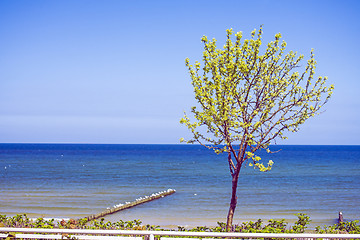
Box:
0 144 359 228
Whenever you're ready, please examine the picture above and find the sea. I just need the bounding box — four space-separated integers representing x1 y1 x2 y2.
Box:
0 144 359 229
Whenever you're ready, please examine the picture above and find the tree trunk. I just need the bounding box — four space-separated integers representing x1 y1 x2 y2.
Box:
226 170 240 231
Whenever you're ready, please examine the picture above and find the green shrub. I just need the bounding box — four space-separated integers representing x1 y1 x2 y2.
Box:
0 213 359 234
315 220 360 234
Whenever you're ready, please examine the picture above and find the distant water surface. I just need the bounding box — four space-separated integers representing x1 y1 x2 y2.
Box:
0 144 359 228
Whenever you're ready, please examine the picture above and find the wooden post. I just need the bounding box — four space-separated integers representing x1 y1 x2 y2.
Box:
338 211 344 223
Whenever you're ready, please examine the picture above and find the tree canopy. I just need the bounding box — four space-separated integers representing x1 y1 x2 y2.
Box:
181 26 334 230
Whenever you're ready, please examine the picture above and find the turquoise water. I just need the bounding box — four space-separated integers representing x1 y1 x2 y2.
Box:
0 144 359 228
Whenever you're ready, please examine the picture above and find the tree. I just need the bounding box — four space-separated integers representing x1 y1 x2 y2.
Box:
180 26 334 231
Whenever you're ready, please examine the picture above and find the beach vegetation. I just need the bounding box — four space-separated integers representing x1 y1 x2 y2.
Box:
0 214 154 230
315 220 360 234
1 213 360 234
292 213 311 233
211 213 310 233
180 26 334 231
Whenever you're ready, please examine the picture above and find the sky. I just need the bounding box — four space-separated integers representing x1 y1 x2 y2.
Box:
0 0 359 145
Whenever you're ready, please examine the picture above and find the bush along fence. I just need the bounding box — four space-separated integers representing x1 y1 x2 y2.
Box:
0 213 360 234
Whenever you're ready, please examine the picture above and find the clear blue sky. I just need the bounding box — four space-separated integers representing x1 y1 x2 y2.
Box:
0 0 359 144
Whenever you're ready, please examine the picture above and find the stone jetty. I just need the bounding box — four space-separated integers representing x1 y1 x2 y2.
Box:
85 189 176 221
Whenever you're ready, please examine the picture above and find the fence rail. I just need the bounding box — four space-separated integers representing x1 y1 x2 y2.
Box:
1 227 360 240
